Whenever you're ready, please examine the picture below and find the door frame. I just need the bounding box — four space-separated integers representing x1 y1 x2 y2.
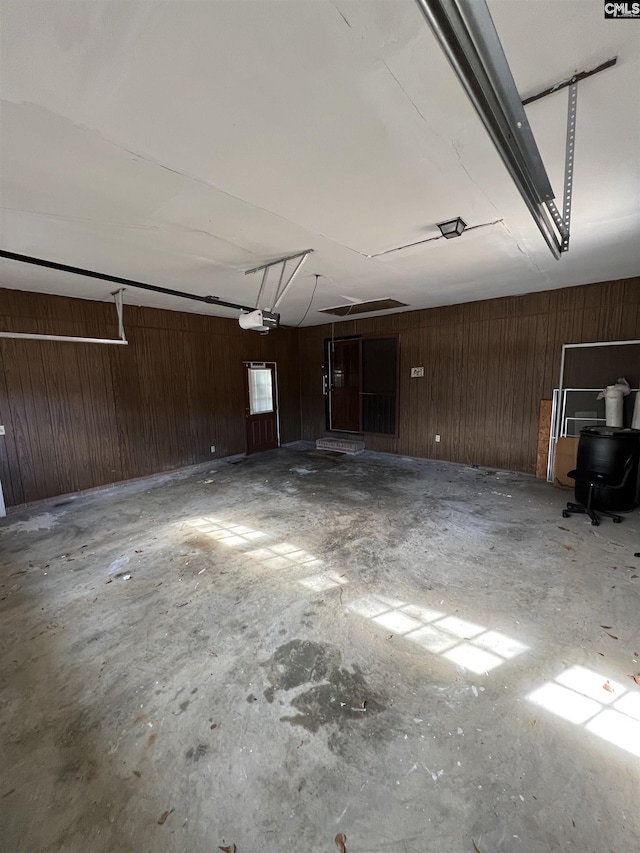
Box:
324 335 400 437
326 336 362 433
324 335 362 433
243 360 281 452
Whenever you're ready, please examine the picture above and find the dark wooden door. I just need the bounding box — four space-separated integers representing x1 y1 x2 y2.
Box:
245 363 279 454
329 339 361 432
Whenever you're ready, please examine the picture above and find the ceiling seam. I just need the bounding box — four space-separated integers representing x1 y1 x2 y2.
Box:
0 205 256 257
381 61 502 220
447 136 501 217
328 0 353 29
0 99 386 265
498 220 552 287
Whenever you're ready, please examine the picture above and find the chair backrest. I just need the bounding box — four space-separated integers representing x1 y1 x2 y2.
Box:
576 430 640 486
609 454 634 489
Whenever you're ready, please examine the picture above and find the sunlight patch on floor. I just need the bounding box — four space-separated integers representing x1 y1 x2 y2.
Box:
180 517 332 583
298 572 348 592
246 543 322 570
348 594 528 674
527 665 640 757
182 517 268 546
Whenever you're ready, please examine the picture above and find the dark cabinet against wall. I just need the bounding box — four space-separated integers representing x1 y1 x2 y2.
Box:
326 336 398 436
563 343 640 389
362 337 398 435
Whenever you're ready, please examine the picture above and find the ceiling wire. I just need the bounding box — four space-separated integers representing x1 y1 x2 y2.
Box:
366 218 503 258
294 273 320 328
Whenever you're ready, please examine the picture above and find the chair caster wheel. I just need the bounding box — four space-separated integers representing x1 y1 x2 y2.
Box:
591 518 599 526
613 517 622 523
562 510 570 518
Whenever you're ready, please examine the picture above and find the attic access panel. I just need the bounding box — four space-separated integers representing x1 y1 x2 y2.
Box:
319 299 408 317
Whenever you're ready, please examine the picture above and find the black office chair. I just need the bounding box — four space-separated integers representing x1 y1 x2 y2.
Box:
563 454 635 526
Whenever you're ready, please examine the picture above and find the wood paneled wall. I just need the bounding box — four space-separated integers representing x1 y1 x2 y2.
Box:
563 342 640 389
1 277 638 505
0 289 300 506
298 277 640 474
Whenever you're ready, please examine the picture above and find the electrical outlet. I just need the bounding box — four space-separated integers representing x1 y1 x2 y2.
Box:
0 425 5 435
210 445 216 453
435 434 441 442
410 367 424 378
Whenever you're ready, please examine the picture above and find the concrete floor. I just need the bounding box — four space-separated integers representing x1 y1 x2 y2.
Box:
1 444 639 853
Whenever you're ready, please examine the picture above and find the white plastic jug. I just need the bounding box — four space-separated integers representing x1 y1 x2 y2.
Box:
597 378 631 428
632 391 640 430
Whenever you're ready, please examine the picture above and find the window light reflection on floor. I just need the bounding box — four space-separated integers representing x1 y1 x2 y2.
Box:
183 517 268 547
245 543 347 593
181 518 346 593
246 544 346 592
527 665 640 758
348 594 527 674
298 572 349 592
245 543 322 571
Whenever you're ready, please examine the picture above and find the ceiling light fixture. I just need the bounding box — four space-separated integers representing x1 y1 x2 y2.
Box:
437 217 467 239
366 218 502 258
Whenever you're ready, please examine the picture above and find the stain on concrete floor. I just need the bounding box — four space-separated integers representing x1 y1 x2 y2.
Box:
262 639 385 732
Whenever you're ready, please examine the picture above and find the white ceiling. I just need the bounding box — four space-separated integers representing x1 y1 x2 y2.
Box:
1 0 639 326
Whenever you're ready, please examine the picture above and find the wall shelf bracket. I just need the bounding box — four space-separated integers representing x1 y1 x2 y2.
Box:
0 288 129 345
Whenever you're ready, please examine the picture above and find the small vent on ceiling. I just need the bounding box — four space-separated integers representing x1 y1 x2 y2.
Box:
319 298 408 317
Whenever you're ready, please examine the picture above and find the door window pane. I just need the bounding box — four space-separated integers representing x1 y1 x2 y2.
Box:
249 368 273 414
362 338 397 434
